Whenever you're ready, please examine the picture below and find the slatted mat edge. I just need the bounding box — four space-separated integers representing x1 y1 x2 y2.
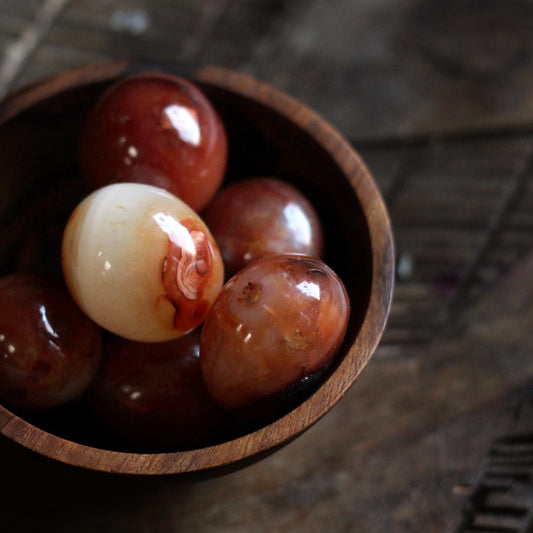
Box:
456 434 533 533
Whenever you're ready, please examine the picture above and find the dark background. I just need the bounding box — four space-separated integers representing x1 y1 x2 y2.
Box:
0 1 532 531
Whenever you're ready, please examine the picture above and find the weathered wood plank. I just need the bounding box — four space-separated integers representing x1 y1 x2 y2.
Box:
2 0 533 140
0 0 70 98
0 3 531 528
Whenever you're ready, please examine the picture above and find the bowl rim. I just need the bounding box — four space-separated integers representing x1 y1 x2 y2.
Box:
0 61 395 475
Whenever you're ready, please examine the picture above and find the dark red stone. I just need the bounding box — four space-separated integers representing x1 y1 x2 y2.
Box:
80 73 227 212
202 178 324 276
200 255 349 410
0 273 102 410
91 329 230 451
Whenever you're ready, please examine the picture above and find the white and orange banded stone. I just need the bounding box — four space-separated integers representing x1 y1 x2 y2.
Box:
62 183 224 342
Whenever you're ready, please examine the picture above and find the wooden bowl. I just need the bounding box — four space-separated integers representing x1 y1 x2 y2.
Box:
0 62 394 475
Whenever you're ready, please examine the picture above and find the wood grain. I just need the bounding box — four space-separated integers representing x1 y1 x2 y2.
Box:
2 0 533 140
0 1 531 530
0 62 394 474
359 133 533 354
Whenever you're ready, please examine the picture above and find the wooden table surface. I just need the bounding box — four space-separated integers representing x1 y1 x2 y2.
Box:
1 1 532 532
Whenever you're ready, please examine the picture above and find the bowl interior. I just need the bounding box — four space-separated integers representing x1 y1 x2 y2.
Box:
0 64 391 473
